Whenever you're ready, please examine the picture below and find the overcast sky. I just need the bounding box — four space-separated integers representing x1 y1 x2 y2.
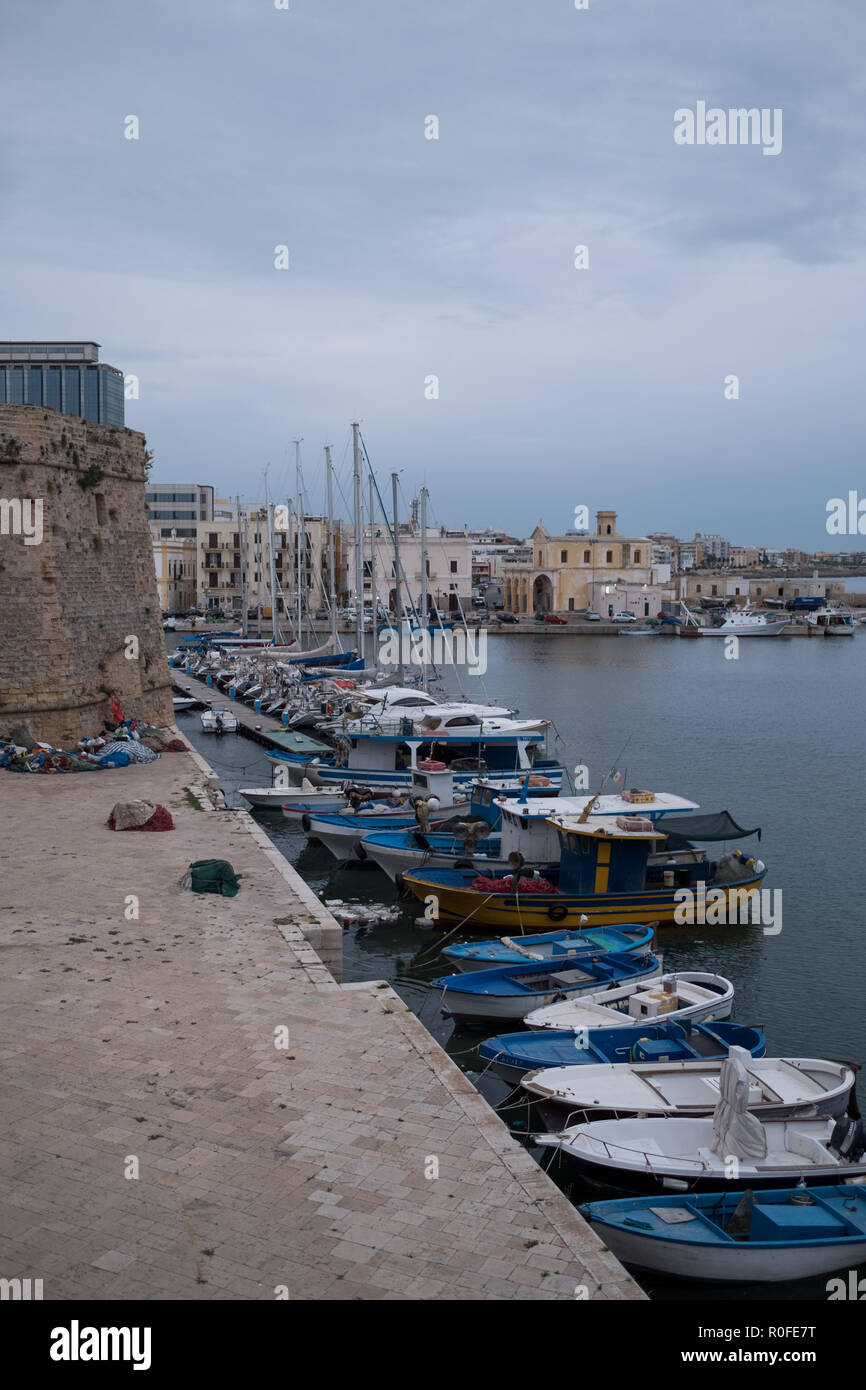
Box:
3 1 864 548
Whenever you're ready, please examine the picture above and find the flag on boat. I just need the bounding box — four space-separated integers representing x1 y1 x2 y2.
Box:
609 768 623 784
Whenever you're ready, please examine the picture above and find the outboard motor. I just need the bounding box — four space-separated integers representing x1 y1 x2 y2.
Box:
829 1115 866 1162
215 713 224 738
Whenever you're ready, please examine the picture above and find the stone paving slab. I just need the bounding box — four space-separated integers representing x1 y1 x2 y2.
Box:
0 741 644 1301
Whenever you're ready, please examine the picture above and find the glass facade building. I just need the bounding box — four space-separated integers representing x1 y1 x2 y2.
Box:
0 342 125 427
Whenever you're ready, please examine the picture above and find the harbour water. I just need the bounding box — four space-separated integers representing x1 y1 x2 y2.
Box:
173 628 866 1299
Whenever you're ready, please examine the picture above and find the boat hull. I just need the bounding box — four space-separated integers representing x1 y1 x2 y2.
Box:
583 1211 866 1283
401 872 767 931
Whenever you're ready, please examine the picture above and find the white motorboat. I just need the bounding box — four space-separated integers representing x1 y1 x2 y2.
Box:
523 1056 855 1124
805 606 856 636
199 704 239 733
172 696 198 711
524 971 734 1030
699 610 789 637
534 1048 866 1191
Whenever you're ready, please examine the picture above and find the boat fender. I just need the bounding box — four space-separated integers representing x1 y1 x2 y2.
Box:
301 813 312 833
547 903 568 922
355 842 368 861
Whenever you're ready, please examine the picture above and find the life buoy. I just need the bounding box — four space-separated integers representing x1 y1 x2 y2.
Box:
547 903 568 922
417 759 447 772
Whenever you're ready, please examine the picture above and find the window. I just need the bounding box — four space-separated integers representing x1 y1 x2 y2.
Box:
560 550 567 563
583 550 590 563
209 573 218 587
606 524 612 534
450 560 458 573
606 550 613 563
711 584 718 595
94 493 106 526
696 584 702 593
208 533 218 549
568 597 574 611
634 549 641 563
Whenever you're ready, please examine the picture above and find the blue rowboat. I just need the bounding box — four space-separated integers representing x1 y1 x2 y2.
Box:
477 1020 765 1086
442 924 656 971
580 1185 866 1284
430 949 661 1025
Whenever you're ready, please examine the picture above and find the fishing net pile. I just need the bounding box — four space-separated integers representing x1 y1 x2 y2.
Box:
107 800 175 831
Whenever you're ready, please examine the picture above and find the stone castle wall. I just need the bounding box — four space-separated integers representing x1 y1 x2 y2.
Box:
0 405 173 746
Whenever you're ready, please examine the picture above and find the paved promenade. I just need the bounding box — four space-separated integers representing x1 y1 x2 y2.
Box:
0 736 643 1301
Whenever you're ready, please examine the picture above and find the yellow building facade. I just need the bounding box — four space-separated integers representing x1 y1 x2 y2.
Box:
503 511 657 613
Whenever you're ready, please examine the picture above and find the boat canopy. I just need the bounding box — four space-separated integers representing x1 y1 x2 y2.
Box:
661 810 761 846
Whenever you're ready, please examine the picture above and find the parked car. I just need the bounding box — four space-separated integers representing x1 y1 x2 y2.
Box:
584 611 601 622
612 611 637 623
495 612 519 624
543 613 567 624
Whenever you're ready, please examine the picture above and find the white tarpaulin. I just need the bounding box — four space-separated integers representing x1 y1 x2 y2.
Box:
711 1045 768 1160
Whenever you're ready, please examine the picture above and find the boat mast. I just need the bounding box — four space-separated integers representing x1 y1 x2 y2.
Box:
391 471 404 686
294 439 304 644
238 495 248 636
352 422 364 658
265 469 282 644
420 485 429 691
369 472 379 668
325 444 338 652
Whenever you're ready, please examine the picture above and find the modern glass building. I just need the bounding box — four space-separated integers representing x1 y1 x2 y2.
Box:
146 484 214 538
0 342 125 426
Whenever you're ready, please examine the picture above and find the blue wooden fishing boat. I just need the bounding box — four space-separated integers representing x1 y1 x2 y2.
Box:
580 1185 866 1283
430 948 661 1025
477 1020 765 1085
361 786 699 881
442 923 656 971
402 811 766 931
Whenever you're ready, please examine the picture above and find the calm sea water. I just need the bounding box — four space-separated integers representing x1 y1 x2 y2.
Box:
172 625 866 1299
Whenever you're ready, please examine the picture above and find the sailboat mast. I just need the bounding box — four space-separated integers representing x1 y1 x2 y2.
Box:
369 473 379 667
352 422 364 658
325 444 338 651
237 495 248 636
391 471 404 686
265 469 281 644
420 485 429 691
294 439 304 643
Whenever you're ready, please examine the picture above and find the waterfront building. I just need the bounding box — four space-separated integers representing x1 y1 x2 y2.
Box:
503 511 666 614
0 342 125 427
152 530 197 612
694 532 731 565
730 546 761 568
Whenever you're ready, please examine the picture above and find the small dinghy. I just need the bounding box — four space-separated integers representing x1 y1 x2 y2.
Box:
523 1055 855 1126
580 1185 866 1284
524 971 733 1031
200 704 239 734
476 1020 765 1086
535 1049 866 1191
442 923 655 971
430 949 661 1025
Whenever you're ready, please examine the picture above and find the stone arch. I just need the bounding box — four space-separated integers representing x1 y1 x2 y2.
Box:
532 574 553 613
